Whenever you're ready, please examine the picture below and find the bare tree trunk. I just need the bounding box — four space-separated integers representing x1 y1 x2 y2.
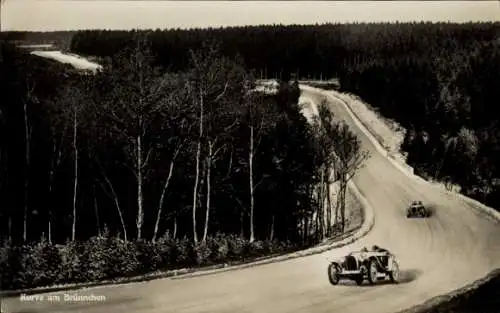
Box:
435 144 450 179
202 141 213 242
100 166 128 241
72 110 78 242
325 167 332 237
47 217 52 244
8 216 12 243
340 179 347 232
136 132 144 240
314 185 320 240
249 125 255 243
23 100 30 242
48 142 56 244
315 205 320 241
240 210 244 237
93 185 101 236
192 90 204 244
269 214 275 241
304 215 309 243
172 217 178 239
319 170 325 240
192 139 202 244
153 153 177 243
48 132 64 245
335 184 342 228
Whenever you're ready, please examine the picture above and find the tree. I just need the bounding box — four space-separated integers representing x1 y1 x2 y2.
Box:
97 37 169 240
43 93 69 244
185 42 242 243
244 88 278 242
21 77 35 242
311 99 338 238
333 122 369 232
50 75 92 241
152 79 193 243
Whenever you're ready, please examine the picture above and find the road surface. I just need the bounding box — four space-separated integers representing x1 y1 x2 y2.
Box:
4 86 500 313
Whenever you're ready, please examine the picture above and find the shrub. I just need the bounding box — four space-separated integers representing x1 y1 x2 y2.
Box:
227 234 247 260
245 240 265 257
57 241 82 283
2 232 310 290
79 236 108 282
136 240 164 273
170 237 191 267
190 242 212 266
0 243 15 289
208 233 229 263
105 236 139 278
155 236 175 270
33 239 62 287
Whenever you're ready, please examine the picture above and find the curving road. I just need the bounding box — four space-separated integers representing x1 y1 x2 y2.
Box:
4 86 500 313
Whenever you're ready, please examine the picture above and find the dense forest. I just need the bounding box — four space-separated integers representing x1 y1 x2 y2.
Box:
0 38 366 289
37 21 497 209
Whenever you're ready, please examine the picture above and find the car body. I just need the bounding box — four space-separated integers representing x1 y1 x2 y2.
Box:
406 200 431 218
327 247 400 285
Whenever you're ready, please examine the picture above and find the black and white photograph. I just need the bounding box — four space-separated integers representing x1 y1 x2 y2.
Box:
1 1 500 312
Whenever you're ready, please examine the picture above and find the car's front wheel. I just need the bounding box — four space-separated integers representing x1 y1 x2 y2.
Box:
367 260 378 285
389 260 400 283
328 263 340 285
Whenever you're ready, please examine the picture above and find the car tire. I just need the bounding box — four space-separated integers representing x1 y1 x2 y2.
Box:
389 260 400 283
367 259 378 285
328 263 340 285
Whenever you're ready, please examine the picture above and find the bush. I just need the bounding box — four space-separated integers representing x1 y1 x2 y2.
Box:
189 242 212 266
0 242 16 289
136 240 164 273
57 241 82 283
208 233 229 263
245 240 265 257
1 233 304 290
105 236 139 278
227 234 247 260
79 236 108 282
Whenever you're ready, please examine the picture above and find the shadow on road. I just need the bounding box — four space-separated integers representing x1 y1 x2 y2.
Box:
338 269 423 287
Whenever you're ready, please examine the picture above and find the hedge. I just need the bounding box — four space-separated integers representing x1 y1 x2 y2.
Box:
0 231 301 290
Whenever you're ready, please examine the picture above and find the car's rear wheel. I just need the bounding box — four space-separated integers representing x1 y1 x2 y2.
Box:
367 260 378 285
328 263 340 285
389 260 400 283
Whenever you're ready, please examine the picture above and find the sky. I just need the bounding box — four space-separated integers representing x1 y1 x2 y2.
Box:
1 1 500 32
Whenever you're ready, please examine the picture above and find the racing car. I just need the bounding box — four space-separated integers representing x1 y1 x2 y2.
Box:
406 200 431 218
327 246 400 286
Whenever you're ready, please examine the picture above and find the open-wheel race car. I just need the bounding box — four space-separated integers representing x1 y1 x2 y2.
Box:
327 246 400 286
406 200 431 218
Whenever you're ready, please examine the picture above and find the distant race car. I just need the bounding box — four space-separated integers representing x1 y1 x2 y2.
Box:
406 200 431 218
327 246 400 286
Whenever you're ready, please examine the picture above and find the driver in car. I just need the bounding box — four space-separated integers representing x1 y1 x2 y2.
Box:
371 245 388 252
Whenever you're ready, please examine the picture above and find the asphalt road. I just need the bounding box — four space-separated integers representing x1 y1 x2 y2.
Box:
4 86 500 313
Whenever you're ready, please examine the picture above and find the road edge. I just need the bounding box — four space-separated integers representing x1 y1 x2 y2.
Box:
0 95 375 299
